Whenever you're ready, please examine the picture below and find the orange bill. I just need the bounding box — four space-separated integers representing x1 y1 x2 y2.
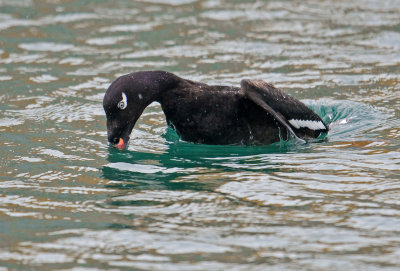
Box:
116 138 126 150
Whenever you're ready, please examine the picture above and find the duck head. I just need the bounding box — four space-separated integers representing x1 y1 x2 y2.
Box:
103 71 174 149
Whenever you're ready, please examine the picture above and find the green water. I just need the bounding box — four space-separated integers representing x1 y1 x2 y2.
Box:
1 0 400 270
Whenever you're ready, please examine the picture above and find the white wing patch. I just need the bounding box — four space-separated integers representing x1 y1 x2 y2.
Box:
117 92 128 110
289 119 325 130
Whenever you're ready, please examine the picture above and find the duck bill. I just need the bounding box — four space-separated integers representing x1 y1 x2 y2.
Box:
116 138 126 150
107 120 136 150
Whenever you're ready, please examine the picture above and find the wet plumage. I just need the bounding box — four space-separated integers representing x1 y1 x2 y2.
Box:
103 71 328 149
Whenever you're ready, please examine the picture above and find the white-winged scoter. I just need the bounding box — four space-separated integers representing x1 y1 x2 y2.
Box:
103 71 328 149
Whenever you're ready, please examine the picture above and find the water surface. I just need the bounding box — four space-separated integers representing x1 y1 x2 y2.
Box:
0 0 399 270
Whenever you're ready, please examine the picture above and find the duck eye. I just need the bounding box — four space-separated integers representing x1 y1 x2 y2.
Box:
117 100 126 109
117 92 127 110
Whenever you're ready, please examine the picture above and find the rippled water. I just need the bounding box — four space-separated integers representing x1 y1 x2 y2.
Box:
1 0 399 270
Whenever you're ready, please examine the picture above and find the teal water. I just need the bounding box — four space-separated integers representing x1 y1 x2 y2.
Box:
1 0 400 270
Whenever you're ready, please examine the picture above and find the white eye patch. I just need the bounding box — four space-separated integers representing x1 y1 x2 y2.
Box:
117 92 127 110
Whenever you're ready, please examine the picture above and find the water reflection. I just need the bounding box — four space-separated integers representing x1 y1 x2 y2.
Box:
102 141 279 191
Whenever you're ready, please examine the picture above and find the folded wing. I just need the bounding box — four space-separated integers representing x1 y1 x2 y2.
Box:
241 79 328 140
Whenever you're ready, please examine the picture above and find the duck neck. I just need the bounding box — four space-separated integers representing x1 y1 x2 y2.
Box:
130 71 176 103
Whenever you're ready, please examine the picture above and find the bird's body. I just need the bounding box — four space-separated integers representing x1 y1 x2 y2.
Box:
160 80 281 144
103 71 328 149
